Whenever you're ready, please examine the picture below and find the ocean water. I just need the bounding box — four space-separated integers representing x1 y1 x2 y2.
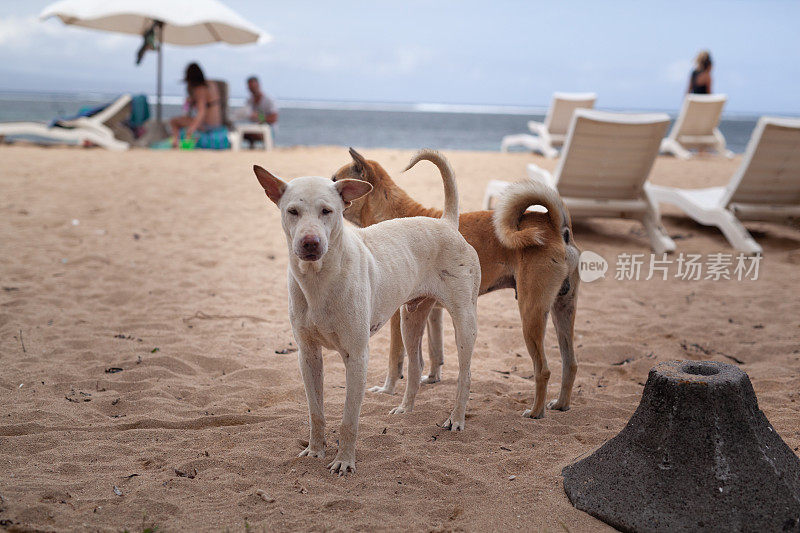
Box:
0 92 765 153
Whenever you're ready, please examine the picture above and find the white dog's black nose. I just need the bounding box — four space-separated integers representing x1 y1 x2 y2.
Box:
301 235 320 254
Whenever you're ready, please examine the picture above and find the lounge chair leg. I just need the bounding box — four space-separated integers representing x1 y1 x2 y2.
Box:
534 130 558 158
482 180 509 210
482 190 494 210
542 146 558 159
714 209 762 254
642 214 676 254
713 129 734 159
641 196 676 253
84 131 128 151
229 131 241 151
106 138 129 152
527 124 556 158
262 126 274 151
501 134 558 158
501 134 537 153
526 164 557 189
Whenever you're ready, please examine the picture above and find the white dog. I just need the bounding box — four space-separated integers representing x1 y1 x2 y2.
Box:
253 150 481 475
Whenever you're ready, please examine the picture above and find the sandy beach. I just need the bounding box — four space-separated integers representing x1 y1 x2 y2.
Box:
1 145 799 532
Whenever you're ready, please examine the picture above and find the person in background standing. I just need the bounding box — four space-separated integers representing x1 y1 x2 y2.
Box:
688 50 713 94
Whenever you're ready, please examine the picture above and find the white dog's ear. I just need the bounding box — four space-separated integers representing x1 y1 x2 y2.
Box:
253 165 287 206
334 179 373 207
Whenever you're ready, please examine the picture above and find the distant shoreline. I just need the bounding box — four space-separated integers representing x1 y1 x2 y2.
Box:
0 90 793 120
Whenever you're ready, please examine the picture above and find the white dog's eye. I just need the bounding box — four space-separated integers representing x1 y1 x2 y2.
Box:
321 208 332 215
288 208 299 216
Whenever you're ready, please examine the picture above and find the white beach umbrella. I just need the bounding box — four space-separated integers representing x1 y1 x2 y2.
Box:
39 0 271 122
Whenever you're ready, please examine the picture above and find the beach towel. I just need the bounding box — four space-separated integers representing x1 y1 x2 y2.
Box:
193 126 230 150
128 95 150 128
150 127 231 150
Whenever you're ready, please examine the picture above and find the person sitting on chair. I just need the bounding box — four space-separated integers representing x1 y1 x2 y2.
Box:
241 75 278 125
235 76 278 148
169 62 223 148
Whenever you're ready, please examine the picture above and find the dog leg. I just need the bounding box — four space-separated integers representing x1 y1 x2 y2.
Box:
422 307 444 384
390 299 435 414
548 271 579 411
368 310 405 395
297 342 326 458
442 307 476 431
328 347 368 475
518 296 551 420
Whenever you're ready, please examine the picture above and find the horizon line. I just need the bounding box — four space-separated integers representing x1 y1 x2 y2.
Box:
0 88 795 120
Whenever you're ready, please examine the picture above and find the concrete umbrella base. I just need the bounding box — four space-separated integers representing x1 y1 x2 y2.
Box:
562 360 800 532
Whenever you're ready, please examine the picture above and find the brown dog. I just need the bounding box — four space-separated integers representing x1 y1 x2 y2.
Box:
332 149 581 419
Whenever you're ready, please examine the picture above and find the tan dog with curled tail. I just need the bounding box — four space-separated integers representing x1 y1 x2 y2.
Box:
332 149 580 420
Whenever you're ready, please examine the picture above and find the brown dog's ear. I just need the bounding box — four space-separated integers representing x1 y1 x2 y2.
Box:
348 147 369 178
253 165 287 206
334 178 373 207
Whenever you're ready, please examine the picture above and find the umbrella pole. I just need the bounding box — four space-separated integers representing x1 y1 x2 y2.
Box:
156 22 163 125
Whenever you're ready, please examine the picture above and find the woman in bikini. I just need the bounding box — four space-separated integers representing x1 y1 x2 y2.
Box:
170 63 223 148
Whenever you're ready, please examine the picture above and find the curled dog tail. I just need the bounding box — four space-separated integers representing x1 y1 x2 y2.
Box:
404 149 459 228
493 180 566 248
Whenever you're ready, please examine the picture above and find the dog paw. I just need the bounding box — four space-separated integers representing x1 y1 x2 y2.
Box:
420 375 440 385
298 446 325 459
547 399 571 411
522 408 545 419
327 456 356 476
368 385 395 395
389 405 410 415
442 417 464 431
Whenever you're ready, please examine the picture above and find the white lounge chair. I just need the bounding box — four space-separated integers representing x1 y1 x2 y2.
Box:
0 94 132 151
649 116 800 254
660 94 734 159
501 92 597 158
229 122 274 151
486 109 676 253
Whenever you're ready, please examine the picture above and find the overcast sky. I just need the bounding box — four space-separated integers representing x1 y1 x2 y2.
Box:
1 0 798 114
